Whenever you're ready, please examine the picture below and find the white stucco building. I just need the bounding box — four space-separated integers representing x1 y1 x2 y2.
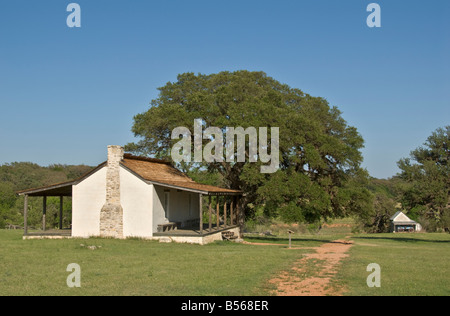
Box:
18 146 243 244
390 211 422 233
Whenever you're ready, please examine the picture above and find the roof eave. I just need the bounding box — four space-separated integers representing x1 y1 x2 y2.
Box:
119 162 242 196
146 180 243 196
16 181 75 196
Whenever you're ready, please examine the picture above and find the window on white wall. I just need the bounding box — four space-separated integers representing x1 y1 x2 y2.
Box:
164 191 170 220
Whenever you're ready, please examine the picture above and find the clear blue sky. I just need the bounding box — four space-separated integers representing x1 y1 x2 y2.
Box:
0 0 449 179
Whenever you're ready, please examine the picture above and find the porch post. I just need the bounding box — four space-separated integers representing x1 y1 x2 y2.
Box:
42 196 47 231
216 197 220 230
24 194 28 235
59 196 63 230
224 199 227 228
199 194 203 234
237 195 244 238
230 197 234 226
208 196 212 232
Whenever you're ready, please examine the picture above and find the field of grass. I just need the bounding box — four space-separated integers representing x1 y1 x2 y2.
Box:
0 230 310 296
333 233 450 296
1 225 449 296
244 217 353 247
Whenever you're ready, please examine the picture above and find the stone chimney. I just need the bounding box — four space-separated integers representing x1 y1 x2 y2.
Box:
100 145 124 238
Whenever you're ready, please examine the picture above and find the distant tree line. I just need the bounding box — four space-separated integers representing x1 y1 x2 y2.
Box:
1 126 448 233
0 163 92 229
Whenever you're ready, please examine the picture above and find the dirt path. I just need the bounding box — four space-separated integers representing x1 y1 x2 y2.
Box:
242 241 316 250
268 238 353 296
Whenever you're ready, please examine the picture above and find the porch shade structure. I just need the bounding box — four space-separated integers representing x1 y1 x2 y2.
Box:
17 180 74 235
119 155 243 235
196 191 242 235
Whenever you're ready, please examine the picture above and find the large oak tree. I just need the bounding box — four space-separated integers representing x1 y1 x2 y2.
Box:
126 71 372 224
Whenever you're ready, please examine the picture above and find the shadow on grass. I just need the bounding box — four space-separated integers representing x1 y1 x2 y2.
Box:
243 235 347 245
353 235 450 244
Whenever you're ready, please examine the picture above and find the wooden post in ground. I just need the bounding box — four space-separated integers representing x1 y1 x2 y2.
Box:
288 230 293 249
42 196 47 231
224 200 227 228
208 196 212 232
199 194 203 234
59 196 63 230
216 197 220 230
236 196 244 238
230 197 234 226
24 194 28 235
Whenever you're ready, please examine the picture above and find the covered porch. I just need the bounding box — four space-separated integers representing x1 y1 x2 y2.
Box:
17 181 74 239
152 180 244 240
392 221 418 233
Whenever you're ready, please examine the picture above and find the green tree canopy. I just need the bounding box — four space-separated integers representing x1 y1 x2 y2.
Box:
126 71 372 224
397 126 450 230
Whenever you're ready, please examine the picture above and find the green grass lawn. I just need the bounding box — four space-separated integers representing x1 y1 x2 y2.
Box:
0 230 309 296
334 233 450 296
1 228 449 296
244 217 353 247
